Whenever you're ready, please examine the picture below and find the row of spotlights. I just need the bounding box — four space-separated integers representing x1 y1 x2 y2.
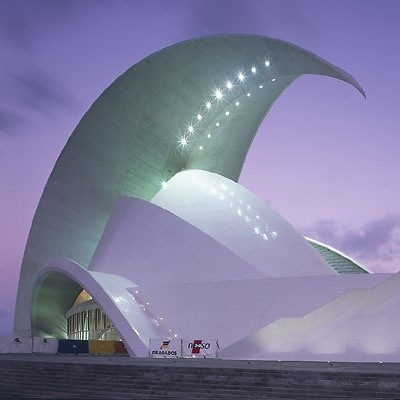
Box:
176 58 273 152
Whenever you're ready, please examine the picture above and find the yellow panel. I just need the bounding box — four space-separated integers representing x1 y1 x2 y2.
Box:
89 340 114 354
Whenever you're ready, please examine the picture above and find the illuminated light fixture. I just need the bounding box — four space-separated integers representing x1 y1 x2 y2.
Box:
225 111 230 116
259 85 263 89
207 134 211 138
255 215 260 220
265 60 270 67
254 227 260 234
226 80 233 89
161 180 167 188
179 136 188 147
199 145 203 150
173 334 178 338
245 216 250 222
197 114 202 121
251 66 257 74
214 88 223 100
135 290 139 294
216 122 220 127
261 233 268 240
235 101 240 106
272 78 276 82
143 307 146 311
238 72 245 82
205 101 212 109
247 92 251 97
187 125 194 134
237 208 242 216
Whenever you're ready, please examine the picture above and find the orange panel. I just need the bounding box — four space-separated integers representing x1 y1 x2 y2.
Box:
89 340 114 355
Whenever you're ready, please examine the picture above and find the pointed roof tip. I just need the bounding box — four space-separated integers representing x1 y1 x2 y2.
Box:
353 80 367 99
331 65 366 99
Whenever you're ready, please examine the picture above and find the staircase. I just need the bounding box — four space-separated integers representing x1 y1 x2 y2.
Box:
0 355 399 399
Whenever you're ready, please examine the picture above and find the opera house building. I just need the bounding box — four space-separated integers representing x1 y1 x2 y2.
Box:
13 35 400 361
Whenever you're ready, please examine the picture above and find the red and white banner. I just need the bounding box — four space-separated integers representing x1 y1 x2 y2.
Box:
182 339 219 358
149 339 181 358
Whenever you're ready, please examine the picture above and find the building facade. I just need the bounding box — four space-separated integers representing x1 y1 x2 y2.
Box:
14 35 400 361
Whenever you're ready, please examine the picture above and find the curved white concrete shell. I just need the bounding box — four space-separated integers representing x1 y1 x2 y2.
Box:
89 194 265 285
15 35 364 338
32 259 151 357
151 170 334 277
14 35 399 362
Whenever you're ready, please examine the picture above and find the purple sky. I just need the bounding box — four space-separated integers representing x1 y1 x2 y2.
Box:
1 0 400 336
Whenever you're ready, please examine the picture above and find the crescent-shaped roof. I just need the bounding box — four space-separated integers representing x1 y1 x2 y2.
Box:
14 35 364 337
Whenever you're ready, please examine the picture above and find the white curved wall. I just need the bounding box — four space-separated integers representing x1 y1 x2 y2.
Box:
126 273 392 352
28 254 397 360
89 196 265 284
152 170 334 277
220 272 400 362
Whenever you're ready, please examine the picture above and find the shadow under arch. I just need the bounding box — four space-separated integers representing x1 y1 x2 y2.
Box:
30 258 152 357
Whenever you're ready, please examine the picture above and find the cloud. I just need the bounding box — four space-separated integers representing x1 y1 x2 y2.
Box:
10 68 79 114
0 0 77 49
0 67 78 135
0 107 24 133
180 0 317 45
304 215 400 272
306 219 338 244
340 215 400 258
180 0 267 36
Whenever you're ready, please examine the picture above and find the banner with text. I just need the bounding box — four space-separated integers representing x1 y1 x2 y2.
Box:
182 339 219 358
149 339 181 358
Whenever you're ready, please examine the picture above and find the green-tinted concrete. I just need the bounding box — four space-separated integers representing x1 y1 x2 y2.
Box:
14 35 364 339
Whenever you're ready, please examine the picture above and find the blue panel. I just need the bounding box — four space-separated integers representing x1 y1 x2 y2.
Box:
57 339 89 354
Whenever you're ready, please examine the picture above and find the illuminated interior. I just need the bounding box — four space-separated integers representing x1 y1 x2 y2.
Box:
66 290 120 341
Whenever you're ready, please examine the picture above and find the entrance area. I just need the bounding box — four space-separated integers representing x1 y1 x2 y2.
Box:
66 290 121 341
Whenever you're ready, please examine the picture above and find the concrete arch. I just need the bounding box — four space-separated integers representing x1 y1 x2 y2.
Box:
30 258 157 356
15 35 365 336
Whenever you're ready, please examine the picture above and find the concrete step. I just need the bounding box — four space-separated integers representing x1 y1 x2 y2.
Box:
1 358 400 399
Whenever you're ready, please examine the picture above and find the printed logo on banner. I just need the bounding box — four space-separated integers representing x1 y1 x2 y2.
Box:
188 339 211 354
182 339 218 358
160 340 171 350
149 339 180 357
